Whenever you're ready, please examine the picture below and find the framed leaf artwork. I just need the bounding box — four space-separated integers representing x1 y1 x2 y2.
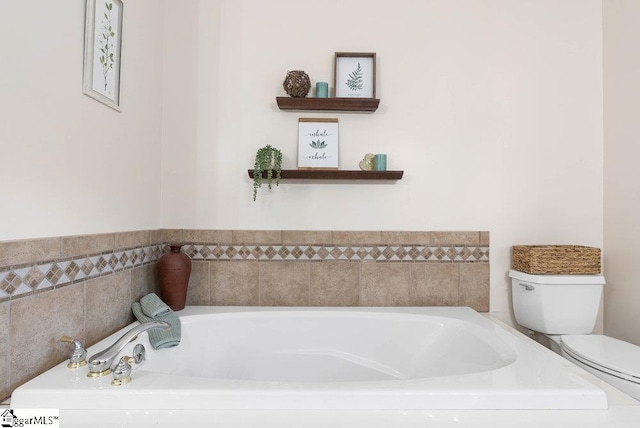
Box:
334 52 376 98
83 0 124 111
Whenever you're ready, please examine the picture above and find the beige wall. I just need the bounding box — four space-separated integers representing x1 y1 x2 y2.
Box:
603 0 640 346
0 0 164 240
161 0 604 314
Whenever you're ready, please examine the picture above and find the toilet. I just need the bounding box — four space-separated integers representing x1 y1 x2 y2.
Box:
509 269 640 401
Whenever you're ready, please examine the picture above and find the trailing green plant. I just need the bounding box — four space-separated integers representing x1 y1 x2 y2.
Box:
252 145 283 201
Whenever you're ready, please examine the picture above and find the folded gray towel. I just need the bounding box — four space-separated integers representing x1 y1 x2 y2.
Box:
132 301 181 350
140 293 172 318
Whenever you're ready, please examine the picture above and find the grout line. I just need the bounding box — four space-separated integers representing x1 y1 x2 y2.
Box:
257 262 262 305
206 261 212 306
3 300 10 402
358 262 363 305
306 261 311 305
457 263 461 305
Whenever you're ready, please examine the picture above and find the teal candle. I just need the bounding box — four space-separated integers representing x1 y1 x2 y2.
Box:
374 154 387 171
316 82 328 98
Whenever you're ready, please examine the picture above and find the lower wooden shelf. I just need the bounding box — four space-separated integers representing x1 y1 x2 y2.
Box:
247 169 403 180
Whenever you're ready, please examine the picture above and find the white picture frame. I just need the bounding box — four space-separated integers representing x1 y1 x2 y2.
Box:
83 0 124 111
298 118 339 169
334 52 376 98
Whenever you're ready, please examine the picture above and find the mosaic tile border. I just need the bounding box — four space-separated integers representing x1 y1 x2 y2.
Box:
0 241 489 302
183 244 490 263
0 245 162 301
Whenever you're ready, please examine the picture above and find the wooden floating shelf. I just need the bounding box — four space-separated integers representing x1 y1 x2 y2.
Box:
276 97 380 112
248 169 403 180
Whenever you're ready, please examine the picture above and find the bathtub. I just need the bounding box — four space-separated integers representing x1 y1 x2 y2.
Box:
11 306 609 425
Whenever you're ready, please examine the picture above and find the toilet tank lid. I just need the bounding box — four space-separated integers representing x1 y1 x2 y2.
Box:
509 269 606 285
562 335 640 380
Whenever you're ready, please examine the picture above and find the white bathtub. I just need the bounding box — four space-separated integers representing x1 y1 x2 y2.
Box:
12 306 609 424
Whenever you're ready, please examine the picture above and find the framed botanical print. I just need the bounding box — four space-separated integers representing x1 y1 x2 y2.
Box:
83 0 124 111
334 52 376 98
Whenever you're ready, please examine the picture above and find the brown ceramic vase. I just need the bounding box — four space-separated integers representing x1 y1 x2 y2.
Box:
157 244 192 311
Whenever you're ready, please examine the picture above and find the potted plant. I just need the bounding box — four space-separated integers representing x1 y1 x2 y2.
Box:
252 145 283 201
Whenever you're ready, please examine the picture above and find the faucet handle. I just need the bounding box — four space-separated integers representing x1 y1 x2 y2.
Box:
111 355 135 386
132 344 146 363
60 336 87 368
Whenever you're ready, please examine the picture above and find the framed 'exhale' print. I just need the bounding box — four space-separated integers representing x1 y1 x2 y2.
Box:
83 0 124 111
298 118 339 169
334 52 376 98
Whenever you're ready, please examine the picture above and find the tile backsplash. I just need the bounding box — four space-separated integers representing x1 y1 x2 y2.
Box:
0 229 489 400
0 230 161 400
171 230 490 309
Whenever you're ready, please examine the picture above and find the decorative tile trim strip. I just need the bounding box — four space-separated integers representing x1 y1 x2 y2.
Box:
0 230 489 303
183 244 490 263
0 245 162 302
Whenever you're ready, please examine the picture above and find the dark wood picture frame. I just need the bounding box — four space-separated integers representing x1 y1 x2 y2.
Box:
334 52 376 98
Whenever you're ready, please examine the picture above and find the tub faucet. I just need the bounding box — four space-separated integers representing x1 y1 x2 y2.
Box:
87 320 171 377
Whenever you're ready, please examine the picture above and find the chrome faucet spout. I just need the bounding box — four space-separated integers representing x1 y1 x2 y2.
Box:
87 320 170 376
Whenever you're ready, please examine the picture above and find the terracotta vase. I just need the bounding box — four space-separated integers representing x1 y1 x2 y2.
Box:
157 244 192 311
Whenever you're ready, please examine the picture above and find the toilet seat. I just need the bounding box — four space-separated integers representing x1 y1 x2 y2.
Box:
561 335 640 385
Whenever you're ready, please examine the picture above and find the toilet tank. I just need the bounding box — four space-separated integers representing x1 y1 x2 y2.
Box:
509 269 605 334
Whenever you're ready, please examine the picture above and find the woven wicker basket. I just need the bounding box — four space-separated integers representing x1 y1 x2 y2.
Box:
512 245 601 275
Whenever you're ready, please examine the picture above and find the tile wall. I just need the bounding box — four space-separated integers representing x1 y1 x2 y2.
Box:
0 229 489 400
163 230 490 309
0 231 161 400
